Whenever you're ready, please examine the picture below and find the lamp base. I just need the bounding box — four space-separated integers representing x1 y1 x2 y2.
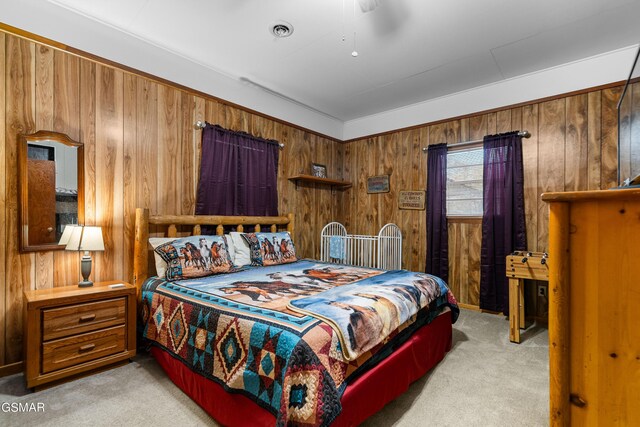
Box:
78 253 94 288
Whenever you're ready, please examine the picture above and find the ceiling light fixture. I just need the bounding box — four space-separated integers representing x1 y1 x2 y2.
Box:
351 1 358 58
352 31 358 57
270 21 294 38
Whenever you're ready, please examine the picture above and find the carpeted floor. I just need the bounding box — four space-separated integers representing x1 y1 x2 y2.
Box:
0 309 548 426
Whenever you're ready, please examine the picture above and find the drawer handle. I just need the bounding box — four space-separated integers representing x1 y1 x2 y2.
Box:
79 314 96 322
569 393 587 408
79 343 96 352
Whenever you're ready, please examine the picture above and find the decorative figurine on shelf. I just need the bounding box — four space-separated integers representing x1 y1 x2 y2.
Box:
311 163 327 178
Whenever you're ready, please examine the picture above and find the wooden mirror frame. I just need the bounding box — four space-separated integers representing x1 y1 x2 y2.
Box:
18 130 85 252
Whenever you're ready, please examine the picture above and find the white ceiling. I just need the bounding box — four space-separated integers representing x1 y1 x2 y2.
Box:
45 0 640 123
0 0 638 138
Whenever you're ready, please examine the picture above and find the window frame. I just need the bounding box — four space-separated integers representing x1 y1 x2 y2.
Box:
445 143 484 219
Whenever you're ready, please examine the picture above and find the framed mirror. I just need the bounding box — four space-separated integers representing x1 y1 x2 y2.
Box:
19 130 84 252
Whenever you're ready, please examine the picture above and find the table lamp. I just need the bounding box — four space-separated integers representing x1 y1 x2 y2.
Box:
58 224 78 248
60 225 105 287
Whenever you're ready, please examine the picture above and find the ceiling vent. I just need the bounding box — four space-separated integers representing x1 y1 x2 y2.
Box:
270 21 294 38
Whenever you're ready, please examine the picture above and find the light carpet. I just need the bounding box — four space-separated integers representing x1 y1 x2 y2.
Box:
0 309 548 426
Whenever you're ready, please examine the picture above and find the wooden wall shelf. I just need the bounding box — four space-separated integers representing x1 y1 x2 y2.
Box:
288 174 352 190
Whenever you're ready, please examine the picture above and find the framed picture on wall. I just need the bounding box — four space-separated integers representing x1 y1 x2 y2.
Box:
311 163 327 178
367 174 390 193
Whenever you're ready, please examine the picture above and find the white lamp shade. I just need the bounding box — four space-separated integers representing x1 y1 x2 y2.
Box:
65 226 105 252
59 225 80 246
65 226 83 251
80 226 105 251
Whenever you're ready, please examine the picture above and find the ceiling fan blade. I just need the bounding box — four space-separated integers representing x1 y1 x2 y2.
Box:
358 0 382 13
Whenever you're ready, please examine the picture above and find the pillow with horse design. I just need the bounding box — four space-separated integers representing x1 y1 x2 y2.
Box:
154 235 234 280
245 232 297 266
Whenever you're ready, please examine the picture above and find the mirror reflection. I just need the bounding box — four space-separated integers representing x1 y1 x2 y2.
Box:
617 45 640 186
19 131 84 252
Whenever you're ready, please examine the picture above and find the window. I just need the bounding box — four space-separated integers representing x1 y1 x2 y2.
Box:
446 147 483 216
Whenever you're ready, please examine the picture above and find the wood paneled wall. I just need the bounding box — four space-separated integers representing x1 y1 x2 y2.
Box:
339 84 640 311
0 31 341 367
2 25 639 370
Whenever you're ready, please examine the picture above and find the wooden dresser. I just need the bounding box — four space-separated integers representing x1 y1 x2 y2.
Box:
543 188 640 426
23 281 136 389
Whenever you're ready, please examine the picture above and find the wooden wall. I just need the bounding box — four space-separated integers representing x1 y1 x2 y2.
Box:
0 31 341 368
2 25 639 370
339 83 640 312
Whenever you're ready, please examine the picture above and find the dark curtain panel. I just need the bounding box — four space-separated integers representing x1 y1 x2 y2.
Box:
426 143 449 283
480 132 527 314
195 124 279 217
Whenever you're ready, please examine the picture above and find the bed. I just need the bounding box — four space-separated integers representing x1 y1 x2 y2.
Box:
133 208 459 426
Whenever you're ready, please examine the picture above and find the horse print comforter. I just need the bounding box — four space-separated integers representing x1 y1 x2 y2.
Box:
141 260 458 427
288 271 458 360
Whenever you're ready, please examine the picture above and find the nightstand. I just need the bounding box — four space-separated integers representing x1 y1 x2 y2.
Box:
23 281 136 389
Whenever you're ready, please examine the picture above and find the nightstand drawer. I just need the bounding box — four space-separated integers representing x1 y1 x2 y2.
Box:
42 297 126 340
41 325 126 374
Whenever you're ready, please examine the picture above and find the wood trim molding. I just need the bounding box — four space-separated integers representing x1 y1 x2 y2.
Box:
0 23 341 143
447 217 483 224
456 303 505 316
480 308 503 315
542 187 640 202
0 361 24 377
342 79 629 143
0 23 67 50
457 303 480 311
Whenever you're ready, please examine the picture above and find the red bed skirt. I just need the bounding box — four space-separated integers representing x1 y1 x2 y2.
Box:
151 310 453 426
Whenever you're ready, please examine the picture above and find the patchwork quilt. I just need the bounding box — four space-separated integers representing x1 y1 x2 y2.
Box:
141 260 458 426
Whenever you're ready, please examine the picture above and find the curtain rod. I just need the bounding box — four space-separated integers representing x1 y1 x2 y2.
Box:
421 130 531 152
193 120 285 149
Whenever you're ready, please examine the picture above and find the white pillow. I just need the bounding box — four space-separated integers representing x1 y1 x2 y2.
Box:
230 232 251 267
224 234 236 265
148 237 175 277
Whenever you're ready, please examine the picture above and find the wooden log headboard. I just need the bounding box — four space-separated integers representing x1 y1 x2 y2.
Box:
133 207 294 298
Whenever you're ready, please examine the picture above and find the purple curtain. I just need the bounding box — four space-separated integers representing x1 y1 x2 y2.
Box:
480 132 527 314
426 143 448 283
195 124 279 217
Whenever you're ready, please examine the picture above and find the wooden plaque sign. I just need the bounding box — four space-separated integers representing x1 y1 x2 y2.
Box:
367 175 390 194
398 190 425 210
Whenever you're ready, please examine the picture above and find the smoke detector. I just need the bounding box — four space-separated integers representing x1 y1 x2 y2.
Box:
270 21 294 38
